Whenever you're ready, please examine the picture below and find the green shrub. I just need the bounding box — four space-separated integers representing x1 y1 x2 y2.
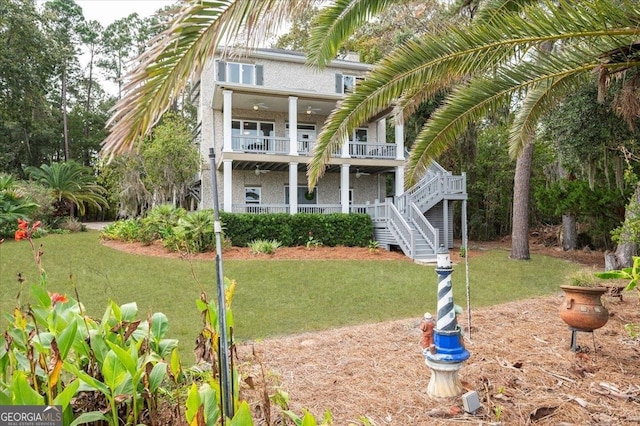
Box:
100 218 142 242
248 239 282 255
138 204 187 244
170 210 215 253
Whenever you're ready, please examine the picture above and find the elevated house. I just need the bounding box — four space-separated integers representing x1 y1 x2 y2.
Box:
192 48 466 262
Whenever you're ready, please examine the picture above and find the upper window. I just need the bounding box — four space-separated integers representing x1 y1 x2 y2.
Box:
216 60 263 85
336 74 364 94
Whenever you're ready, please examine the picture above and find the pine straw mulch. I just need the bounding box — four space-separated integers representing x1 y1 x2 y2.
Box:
101 237 640 425
236 293 640 425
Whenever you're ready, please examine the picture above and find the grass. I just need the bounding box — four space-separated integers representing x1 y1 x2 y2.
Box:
0 231 582 364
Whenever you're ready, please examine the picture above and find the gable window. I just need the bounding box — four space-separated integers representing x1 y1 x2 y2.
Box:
335 74 364 94
216 60 263 85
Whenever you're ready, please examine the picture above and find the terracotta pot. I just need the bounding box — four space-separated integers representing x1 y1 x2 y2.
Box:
559 285 609 331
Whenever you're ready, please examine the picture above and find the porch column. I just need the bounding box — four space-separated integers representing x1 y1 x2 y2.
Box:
223 90 233 152
289 96 298 156
289 162 298 214
341 136 350 158
223 159 233 212
341 164 350 213
395 123 404 160
377 118 386 143
395 165 405 197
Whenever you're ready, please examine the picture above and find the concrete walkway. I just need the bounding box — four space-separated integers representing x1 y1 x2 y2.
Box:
83 222 112 231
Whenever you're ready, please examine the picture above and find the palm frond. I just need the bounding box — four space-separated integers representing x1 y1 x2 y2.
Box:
509 73 591 158
306 0 398 68
102 0 314 159
308 0 640 187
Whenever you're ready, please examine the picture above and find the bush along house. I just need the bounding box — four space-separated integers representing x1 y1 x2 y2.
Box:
191 48 466 262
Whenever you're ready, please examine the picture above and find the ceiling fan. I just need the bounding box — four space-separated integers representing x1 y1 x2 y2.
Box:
255 165 270 176
253 102 269 110
305 105 321 115
355 169 370 178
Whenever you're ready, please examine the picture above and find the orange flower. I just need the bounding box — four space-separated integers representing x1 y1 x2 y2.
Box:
14 229 27 241
49 292 68 306
17 219 28 230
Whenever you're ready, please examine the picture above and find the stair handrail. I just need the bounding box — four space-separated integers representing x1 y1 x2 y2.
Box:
406 174 441 212
408 202 438 253
387 201 415 258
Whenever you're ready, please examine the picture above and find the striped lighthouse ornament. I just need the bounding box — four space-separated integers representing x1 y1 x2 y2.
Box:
436 252 456 331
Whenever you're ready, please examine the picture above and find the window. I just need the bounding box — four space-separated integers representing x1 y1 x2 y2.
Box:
245 187 261 204
354 128 368 142
285 186 317 205
335 74 364 94
216 60 263 85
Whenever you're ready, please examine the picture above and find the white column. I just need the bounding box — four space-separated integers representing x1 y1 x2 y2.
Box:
289 96 298 156
223 90 233 152
443 199 449 248
341 164 350 213
395 165 405 197
377 118 386 143
341 135 350 158
289 162 298 214
223 160 233 212
395 123 404 160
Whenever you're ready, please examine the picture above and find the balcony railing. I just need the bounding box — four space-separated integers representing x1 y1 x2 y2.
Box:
231 135 397 159
232 204 368 214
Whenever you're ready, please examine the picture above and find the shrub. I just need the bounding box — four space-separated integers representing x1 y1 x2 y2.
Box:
100 218 142 242
248 239 282 255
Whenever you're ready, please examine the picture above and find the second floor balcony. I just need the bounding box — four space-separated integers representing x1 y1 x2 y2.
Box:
230 135 398 159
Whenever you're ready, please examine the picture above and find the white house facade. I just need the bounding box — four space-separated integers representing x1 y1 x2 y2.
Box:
193 48 467 261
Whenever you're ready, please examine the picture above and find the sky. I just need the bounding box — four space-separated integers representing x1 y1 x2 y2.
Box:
77 0 176 26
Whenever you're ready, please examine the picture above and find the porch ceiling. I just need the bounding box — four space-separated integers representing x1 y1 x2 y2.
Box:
231 161 394 176
213 85 338 116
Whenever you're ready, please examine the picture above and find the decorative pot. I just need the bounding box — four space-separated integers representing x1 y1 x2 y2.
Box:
559 285 609 331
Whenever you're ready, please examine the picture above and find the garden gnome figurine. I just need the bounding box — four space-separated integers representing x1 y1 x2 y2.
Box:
420 312 436 354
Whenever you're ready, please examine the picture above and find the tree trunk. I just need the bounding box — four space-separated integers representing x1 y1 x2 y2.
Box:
510 142 534 260
562 214 577 251
62 63 70 162
607 181 640 269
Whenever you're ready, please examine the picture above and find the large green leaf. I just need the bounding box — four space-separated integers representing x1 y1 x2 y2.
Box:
11 372 45 405
102 350 130 391
56 318 78 359
70 411 112 426
150 312 169 341
229 401 253 425
148 362 168 393
53 378 80 408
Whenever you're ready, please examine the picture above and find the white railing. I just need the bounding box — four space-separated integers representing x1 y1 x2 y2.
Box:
231 136 396 159
409 203 438 251
232 136 289 154
349 142 396 159
387 202 414 258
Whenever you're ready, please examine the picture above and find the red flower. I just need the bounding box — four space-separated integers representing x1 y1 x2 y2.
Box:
49 292 68 306
17 219 28 230
15 229 27 241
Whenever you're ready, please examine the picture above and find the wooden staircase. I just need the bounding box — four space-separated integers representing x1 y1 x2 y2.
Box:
368 163 466 262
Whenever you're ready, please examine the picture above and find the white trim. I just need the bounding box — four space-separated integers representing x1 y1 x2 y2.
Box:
395 124 405 160
289 163 298 214
288 97 298 156
395 165 405 198
223 90 233 152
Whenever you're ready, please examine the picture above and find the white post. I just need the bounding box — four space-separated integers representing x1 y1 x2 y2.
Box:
341 164 350 213
223 159 233 211
289 96 298 156
289 162 298 214
223 90 233 152
395 165 405 197
377 118 386 144
341 135 350 158
395 123 404 160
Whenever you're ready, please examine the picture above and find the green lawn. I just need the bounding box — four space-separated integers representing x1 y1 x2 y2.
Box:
0 231 582 364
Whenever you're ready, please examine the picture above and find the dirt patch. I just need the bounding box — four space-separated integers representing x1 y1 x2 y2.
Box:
102 239 640 425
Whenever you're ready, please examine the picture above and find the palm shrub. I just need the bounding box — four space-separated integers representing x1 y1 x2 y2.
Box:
0 174 39 237
167 210 215 253
138 204 187 245
25 161 108 218
101 219 142 242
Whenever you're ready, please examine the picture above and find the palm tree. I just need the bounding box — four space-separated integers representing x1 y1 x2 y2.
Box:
101 0 640 259
25 162 108 217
